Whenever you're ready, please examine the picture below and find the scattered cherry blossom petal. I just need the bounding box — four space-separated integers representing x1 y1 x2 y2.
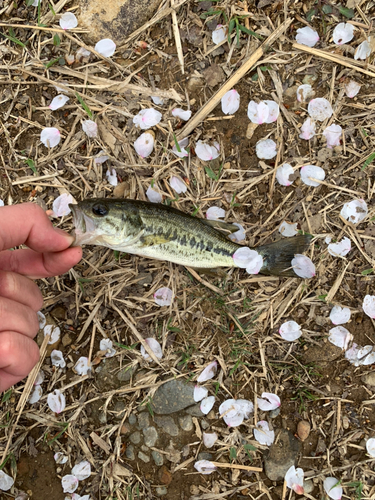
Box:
59 12 78 30
0 471 14 491
203 432 218 448
285 465 305 495
82 120 98 138
172 108 192 121
237 399 254 418
75 47 91 63
333 22 354 45
44 325 61 344
219 399 253 427
276 163 294 186
354 38 372 60
345 343 361 365
172 137 189 158
328 237 351 257
95 39 116 57
296 26 319 47
263 100 280 122
291 254 316 278
170 176 187 193
206 206 225 220
151 94 164 105
279 221 298 237
146 186 162 203
221 89 240 115
37 311 46 329
254 421 275 446
308 98 333 121
257 392 281 411
323 124 342 148
299 117 316 140
366 437 375 457
99 338 116 357
106 167 117 187
345 80 361 98
279 320 302 341
62 475 79 494
95 151 109 164
52 193 75 217
361 350 375 365
195 140 220 161
296 84 315 103
194 385 208 402
74 356 90 375
48 389 66 413
340 199 368 224
71 495 90 500
324 477 343 500
30 0 42 6
29 385 43 404
325 236 332 244
41 127 61 147
228 223 246 243
201 396 215 414
65 54 75 65
34 370 44 386
212 24 227 44
0 200 4 207
255 138 277 159
141 338 163 360
363 295 375 318
154 287 173 306
247 100 279 124
330 306 351 325
194 460 217 474
54 452 69 464
134 132 155 158
197 361 218 383
300 165 325 187
72 461 91 480
233 247 263 274
133 108 162 130
329 326 353 351
49 94 69 110
51 349 66 368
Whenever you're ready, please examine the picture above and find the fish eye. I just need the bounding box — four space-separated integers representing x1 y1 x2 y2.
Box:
92 203 108 217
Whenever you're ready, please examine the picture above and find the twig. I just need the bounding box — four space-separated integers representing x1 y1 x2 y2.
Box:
171 0 184 74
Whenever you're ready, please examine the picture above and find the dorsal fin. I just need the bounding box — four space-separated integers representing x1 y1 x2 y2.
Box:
201 219 239 234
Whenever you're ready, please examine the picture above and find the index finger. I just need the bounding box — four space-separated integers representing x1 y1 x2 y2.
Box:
0 203 74 252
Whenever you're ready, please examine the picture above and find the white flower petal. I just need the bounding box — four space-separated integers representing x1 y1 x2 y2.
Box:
285 466 305 494
219 399 245 427
95 39 116 57
172 137 189 158
236 399 254 418
299 117 316 140
82 120 98 138
170 176 187 193
344 80 361 98
47 389 66 413
72 460 91 480
291 254 316 278
146 186 162 203
233 247 262 272
194 460 217 474
333 22 354 45
363 295 375 319
106 167 117 186
361 351 375 365
72 495 90 500
253 421 275 446
54 452 69 464
340 199 368 224
61 474 79 494
354 38 372 60
133 108 162 130
75 47 91 63
328 237 351 257
30 0 42 5
257 392 281 411
134 132 154 158
59 12 78 30
279 320 302 341
212 24 227 44
228 223 246 243
203 432 218 448
29 385 43 404
206 206 225 220
99 338 116 357
0 471 14 491
324 477 343 500
263 100 279 123
279 221 298 237
37 311 46 329
221 89 240 115
276 163 294 186
51 349 66 368
247 100 268 124
330 306 351 325
140 338 163 360
300 165 325 187
154 287 173 306
296 26 319 47
255 138 277 159
41 127 61 147
323 124 342 148
95 151 109 164
194 385 208 402
200 396 215 414
52 193 75 217
49 94 69 110
74 356 90 375
151 94 164 105
171 108 192 121
328 326 353 350
34 370 44 386
195 140 220 161
296 84 314 103
366 437 375 457
197 361 218 383
308 98 333 121
44 325 61 344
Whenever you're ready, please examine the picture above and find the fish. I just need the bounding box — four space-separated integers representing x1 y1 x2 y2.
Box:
69 198 311 277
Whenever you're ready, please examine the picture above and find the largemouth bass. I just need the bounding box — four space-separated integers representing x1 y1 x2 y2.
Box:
69 199 311 277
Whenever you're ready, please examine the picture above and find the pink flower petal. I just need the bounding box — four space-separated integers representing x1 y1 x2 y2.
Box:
279 221 298 237
203 432 218 448
151 94 164 105
106 167 118 186
133 108 162 130
140 338 163 360
154 287 173 306
295 26 319 47
200 395 215 414
47 389 66 413
52 193 75 217
344 80 361 98
194 460 217 474
44 324 61 344
296 84 314 103
323 124 342 148
236 399 254 418
206 206 225 220
219 399 245 427
171 108 192 121
82 119 98 138
146 186 162 203
59 12 78 30
328 237 351 257
285 466 304 494
194 385 208 402
72 460 91 480
299 117 316 140
324 477 343 500
54 452 68 464
333 23 354 45
328 326 353 350
195 140 220 161
74 356 90 375
49 94 69 110
228 223 246 243
340 199 368 224
308 98 333 121
95 39 116 57
51 349 66 368
276 163 294 186
212 24 227 44
291 254 316 278
330 306 351 325
37 311 46 329
255 138 277 159
263 100 279 123
40 127 61 147
61 475 79 494
253 421 275 446
300 165 325 187
99 338 116 357
366 437 375 457
29 385 43 404
363 295 375 318
233 247 262 271
279 320 302 341
170 176 187 193
257 392 280 411
221 89 240 115
197 360 218 383
172 137 189 158
354 38 372 60
134 132 155 158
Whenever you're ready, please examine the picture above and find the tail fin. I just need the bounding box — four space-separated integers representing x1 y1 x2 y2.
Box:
257 235 312 277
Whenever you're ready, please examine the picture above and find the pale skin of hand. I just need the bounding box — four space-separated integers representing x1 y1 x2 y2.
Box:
0 203 82 393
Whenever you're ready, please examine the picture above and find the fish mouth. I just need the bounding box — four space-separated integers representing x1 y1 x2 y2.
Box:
69 203 86 236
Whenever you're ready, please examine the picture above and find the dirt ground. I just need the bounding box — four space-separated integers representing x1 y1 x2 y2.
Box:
0 0 375 499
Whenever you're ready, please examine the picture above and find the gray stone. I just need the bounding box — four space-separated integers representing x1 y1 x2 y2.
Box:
117 366 135 383
184 404 204 417
362 372 375 386
113 401 126 420
129 431 141 445
303 480 314 494
198 452 213 461
154 416 179 436
178 415 193 432
128 413 137 425
264 429 301 481
155 486 168 497
138 451 150 463
143 426 158 447
151 380 195 415
95 357 123 392
152 450 164 466
269 407 281 419
141 445 149 452
126 445 135 460
137 412 150 429
200 419 209 430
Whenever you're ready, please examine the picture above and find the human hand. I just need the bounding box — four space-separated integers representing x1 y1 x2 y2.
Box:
0 203 82 392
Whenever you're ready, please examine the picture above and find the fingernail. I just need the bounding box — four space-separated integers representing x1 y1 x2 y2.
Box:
54 227 75 244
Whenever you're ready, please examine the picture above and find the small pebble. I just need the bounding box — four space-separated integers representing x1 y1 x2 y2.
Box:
269 407 281 418
141 445 149 452
158 465 172 485
120 424 130 435
155 486 168 497
129 431 141 444
128 413 137 425
178 415 193 431
154 416 179 436
126 445 135 460
143 426 158 447
138 412 150 429
297 420 311 441
152 450 164 466
138 451 150 463
303 480 314 494
342 415 350 429
198 452 213 461
200 419 209 430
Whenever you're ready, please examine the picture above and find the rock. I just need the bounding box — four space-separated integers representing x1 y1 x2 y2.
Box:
362 372 375 386
151 380 195 414
137 412 150 429
264 429 301 481
120 424 131 435
303 480 314 494
155 486 168 497
180 25 203 47
184 404 204 417
61 333 73 347
126 445 135 460
178 415 193 432
128 414 137 425
113 401 126 420
143 427 158 447
87 400 107 426
269 407 281 419
129 431 141 445
96 357 122 392
152 450 164 466
302 341 342 365
202 64 225 87
297 420 311 441
138 451 150 463
78 0 161 45
198 452 212 461
200 419 209 430
117 365 136 383
51 306 66 320
158 465 172 485
165 442 181 463
154 416 179 436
